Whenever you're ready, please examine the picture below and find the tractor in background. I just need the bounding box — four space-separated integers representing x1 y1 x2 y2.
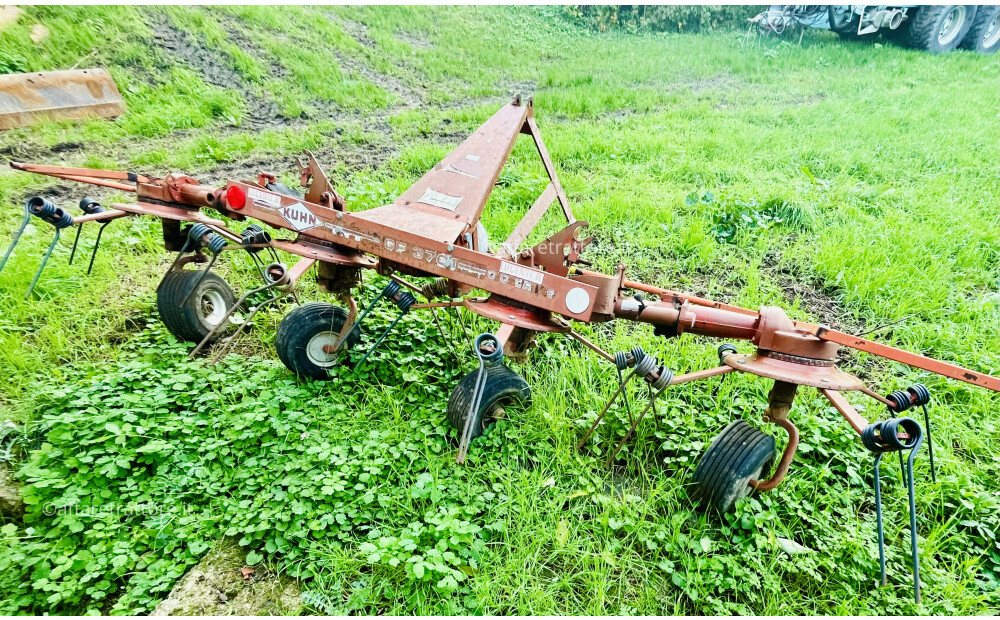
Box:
752 5 1000 53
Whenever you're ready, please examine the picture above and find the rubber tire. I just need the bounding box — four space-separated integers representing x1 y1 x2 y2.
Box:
960 5 1000 53
157 269 236 343
691 420 776 514
904 5 977 53
446 364 531 440
275 303 359 380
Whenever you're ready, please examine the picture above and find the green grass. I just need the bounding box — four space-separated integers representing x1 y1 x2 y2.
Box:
1 5 998 615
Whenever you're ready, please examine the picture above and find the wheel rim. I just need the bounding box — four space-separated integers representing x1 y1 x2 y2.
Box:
482 402 506 432
305 331 343 368
199 290 227 326
984 15 1000 47
938 6 967 46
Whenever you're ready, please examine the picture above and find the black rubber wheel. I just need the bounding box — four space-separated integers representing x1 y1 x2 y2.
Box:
691 420 776 513
960 5 1000 53
275 303 359 379
446 364 531 440
157 269 236 343
904 5 977 53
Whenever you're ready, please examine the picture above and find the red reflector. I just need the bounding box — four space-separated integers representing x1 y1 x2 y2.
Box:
226 185 246 210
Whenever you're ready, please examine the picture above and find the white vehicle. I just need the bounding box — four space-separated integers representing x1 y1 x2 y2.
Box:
752 5 1000 53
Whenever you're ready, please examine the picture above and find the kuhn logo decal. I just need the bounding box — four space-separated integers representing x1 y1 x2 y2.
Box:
278 202 319 232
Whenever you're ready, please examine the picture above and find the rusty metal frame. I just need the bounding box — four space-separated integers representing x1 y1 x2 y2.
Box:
6 96 999 498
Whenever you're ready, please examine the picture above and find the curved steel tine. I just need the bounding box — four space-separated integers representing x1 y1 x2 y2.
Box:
69 224 84 265
86 221 111 275
178 251 221 307
209 289 286 364
25 229 62 299
190 273 287 358
0 208 31 274
577 370 638 450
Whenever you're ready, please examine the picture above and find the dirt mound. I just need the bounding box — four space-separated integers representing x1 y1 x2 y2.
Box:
151 537 302 616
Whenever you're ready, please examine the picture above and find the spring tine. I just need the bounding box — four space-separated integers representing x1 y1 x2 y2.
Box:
210 291 285 364
25 229 61 299
873 453 887 587
457 360 488 464
922 405 935 483
68 224 83 265
178 252 220 307
577 371 637 450
0 212 31 274
340 286 389 347
191 275 285 358
618 368 635 425
156 239 192 292
905 441 922 604
605 383 669 466
86 221 110 275
356 310 406 367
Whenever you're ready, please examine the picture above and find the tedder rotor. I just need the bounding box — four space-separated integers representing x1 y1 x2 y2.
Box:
3 96 998 603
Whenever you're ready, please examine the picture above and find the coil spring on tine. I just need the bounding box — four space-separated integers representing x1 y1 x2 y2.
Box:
474 333 504 364
908 384 931 407
187 223 211 245
630 345 646 365
27 197 74 229
862 417 922 453
394 291 416 312
383 280 401 298
614 350 630 371
206 233 227 254
50 208 74 229
420 278 451 300
79 197 104 215
649 366 674 391
28 196 56 218
632 351 656 378
886 384 931 412
240 224 271 251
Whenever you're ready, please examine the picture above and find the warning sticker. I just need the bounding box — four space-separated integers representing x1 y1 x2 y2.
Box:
248 187 281 209
500 261 543 285
417 188 463 211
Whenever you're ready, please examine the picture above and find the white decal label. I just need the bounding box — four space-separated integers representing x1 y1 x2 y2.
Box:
500 261 543 285
444 165 479 180
279 202 319 232
248 187 281 209
417 188 463 211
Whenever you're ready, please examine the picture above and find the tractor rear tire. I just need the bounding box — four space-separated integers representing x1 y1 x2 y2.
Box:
157 269 236 343
275 303 359 379
905 5 977 53
447 364 531 440
960 5 1000 53
691 420 776 513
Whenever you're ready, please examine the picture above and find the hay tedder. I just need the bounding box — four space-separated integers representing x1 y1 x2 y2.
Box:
3 97 998 602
